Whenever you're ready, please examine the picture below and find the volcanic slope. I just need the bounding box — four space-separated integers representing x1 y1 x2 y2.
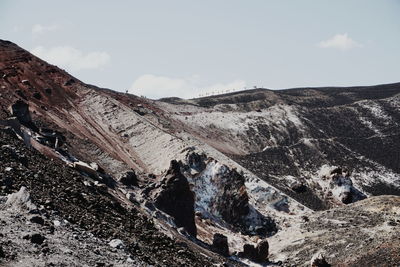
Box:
1 39 400 266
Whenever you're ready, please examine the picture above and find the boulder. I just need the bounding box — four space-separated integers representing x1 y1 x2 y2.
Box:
73 161 97 177
256 239 269 262
30 215 45 225
238 240 269 262
108 239 124 249
118 170 137 186
154 160 197 237
10 100 31 125
212 233 229 256
33 92 42 100
0 245 4 258
186 152 206 172
329 173 366 204
21 79 31 86
311 253 331 267
5 186 37 212
240 244 257 261
30 233 45 245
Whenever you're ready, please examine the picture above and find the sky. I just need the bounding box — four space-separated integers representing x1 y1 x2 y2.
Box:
1 0 399 99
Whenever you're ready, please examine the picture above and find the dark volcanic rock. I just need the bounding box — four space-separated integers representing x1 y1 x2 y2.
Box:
30 233 45 245
32 92 42 100
154 160 197 236
186 152 206 172
238 240 269 262
239 244 257 261
117 170 137 186
10 100 31 125
44 88 52 95
64 78 75 86
30 215 44 225
0 130 214 266
212 233 229 256
311 254 331 267
256 239 269 262
217 168 249 226
291 181 307 193
202 160 249 226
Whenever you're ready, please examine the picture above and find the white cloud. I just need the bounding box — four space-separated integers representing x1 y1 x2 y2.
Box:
30 46 110 71
317 33 362 51
129 74 246 99
32 24 59 35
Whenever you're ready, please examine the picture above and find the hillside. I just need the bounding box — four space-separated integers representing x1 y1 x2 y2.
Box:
1 39 399 266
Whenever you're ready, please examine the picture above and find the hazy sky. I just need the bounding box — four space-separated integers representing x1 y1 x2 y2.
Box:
1 0 399 99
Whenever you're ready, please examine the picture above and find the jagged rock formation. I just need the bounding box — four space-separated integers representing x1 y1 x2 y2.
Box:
212 233 229 256
153 160 197 237
191 159 249 225
320 166 366 204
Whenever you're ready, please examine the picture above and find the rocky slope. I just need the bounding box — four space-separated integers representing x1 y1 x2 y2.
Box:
159 83 400 210
1 39 400 266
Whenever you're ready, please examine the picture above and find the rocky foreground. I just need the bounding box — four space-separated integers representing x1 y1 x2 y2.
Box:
1 39 400 266
0 130 219 266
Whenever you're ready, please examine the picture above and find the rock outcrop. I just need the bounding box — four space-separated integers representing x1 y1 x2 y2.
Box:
212 233 229 256
319 166 366 205
256 239 269 262
191 159 249 226
4 186 37 212
10 100 31 125
117 170 137 186
310 253 331 267
154 160 197 236
238 239 269 262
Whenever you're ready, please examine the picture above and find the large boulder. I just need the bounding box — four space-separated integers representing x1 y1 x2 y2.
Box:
238 239 269 262
154 160 197 236
239 244 257 261
118 170 137 186
108 239 125 249
4 186 37 212
73 161 97 177
30 233 46 245
256 239 269 262
328 168 366 204
212 233 229 256
10 100 32 125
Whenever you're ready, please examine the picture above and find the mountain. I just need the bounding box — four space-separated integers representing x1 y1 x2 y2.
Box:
1 39 399 266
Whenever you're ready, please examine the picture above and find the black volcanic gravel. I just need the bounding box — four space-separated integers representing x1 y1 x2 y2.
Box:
0 130 215 266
